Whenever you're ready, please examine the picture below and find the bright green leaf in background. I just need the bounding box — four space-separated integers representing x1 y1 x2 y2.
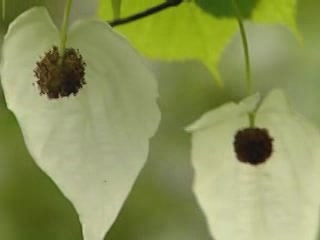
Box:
99 0 298 85
1 7 160 240
187 89 320 240
196 0 259 18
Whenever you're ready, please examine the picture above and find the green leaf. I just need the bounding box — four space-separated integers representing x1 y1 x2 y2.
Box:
99 0 122 20
186 89 320 240
252 0 298 33
1 7 160 240
195 0 259 18
99 0 298 85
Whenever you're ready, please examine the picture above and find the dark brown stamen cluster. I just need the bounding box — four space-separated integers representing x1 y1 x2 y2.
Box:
233 128 273 165
34 46 86 99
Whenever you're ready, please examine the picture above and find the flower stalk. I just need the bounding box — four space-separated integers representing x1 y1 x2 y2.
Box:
59 0 73 62
2 0 5 20
232 0 255 127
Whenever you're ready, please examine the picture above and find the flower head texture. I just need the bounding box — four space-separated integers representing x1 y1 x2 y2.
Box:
186 89 320 240
0 7 160 240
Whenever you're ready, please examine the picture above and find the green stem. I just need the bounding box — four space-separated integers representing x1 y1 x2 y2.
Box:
59 0 73 62
232 0 255 127
2 0 5 20
111 0 121 20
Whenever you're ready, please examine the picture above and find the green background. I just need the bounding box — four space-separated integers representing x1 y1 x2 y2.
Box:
0 0 320 239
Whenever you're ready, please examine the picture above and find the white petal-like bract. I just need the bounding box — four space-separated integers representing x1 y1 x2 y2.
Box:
187 89 320 240
1 7 160 240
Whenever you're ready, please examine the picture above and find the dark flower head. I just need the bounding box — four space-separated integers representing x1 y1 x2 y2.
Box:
234 127 273 165
34 46 86 99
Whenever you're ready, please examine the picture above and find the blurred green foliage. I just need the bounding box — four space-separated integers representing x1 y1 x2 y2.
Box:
2 0 43 25
99 0 297 85
0 0 320 240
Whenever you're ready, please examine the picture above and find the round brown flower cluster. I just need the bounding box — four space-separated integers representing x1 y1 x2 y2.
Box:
34 46 86 99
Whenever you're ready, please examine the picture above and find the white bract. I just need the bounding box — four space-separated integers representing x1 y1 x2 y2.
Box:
187 89 320 240
0 7 160 240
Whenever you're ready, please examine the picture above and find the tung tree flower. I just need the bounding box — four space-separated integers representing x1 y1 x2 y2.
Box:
0 7 160 240
186 89 320 240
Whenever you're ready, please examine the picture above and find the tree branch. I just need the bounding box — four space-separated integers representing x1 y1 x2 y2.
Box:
108 0 184 27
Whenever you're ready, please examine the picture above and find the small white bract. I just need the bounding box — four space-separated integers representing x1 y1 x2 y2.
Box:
0 7 160 240
187 89 320 240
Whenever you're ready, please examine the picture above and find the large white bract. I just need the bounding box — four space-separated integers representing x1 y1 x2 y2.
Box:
187 89 320 240
0 7 160 240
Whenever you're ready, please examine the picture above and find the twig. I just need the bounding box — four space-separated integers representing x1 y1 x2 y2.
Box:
108 0 183 27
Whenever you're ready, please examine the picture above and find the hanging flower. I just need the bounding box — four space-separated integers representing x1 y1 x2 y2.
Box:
0 7 160 240
186 89 320 240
